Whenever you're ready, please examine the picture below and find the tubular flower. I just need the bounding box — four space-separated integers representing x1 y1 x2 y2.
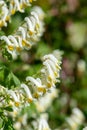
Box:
38 114 51 130
0 6 45 59
9 0 34 13
7 90 20 107
21 83 33 103
66 108 85 130
0 1 10 28
26 77 46 98
31 6 45 21
41 51 62 89
0 0 36 28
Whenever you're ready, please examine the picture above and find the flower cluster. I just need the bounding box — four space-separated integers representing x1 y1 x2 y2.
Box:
66 108 85 130
0 6 45 59
13 113 51 130
26 50 62 99
0 0 35 28
0 50 62 118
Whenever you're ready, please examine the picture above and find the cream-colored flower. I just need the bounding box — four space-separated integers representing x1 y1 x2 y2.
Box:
35 87 58 112
38 114 51 130
7 90 20 107
21 83 33 103
0 7 45 58
66 108 85 130
26 77 46 95
83 127 87 130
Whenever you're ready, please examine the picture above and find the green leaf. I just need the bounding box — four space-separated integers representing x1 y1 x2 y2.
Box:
5 72 20 88
4 106 13 112
3 117 14 130
2 48 12 61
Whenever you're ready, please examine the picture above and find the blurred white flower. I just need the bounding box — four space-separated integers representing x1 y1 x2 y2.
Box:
83 127 87 130
38 113 51 130
35 87 59 112
67 22 87 50
21 83 33 103
66 108 85 130
77 59 86 76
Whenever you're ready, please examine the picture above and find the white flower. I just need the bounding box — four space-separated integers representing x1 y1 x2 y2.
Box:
31 11 40 32
21 83 33 103
83 127 87 130
26 77 46 95
35 87 58 112
25 17 35 36
1 5 9 26
66 108 85 130
0 36 16 56
18 27 31 49
18 27 26 40
31 6 45 20
7 90 20 107
0 1 9 27
77 59 86 74
10 0 24 12
43 61 56 84
45 59 60 78
72 108 85 121
43 54 57 62
66 117 77 130
38 114 51 130
13 122 21 130
8 35 19 47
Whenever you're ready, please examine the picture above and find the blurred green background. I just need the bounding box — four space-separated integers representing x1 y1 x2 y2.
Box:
0 0 87 129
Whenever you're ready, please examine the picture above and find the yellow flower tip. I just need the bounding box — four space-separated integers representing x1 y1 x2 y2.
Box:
8 45 14 51
29 0 33 3
33 93 39 99
56 64 61 70
47 83 52 88
18 117 23 122
11 1 15 5
35 23 40 30
22 40 31 47
38 87 44 92
22 40 27 46
20 4 23 10
15 102 20 107
48 75 52 82
38 87 46 94
28 30 33 36
22 2 27 8
22 40 31 48
16 47 21 52
0 21 4 27
6 16 10 21
54 71 58 76
11 9 16 15
27 98 33 103
26 43 31 48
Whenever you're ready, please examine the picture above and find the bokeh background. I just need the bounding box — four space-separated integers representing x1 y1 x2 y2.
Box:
0 0 87 129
